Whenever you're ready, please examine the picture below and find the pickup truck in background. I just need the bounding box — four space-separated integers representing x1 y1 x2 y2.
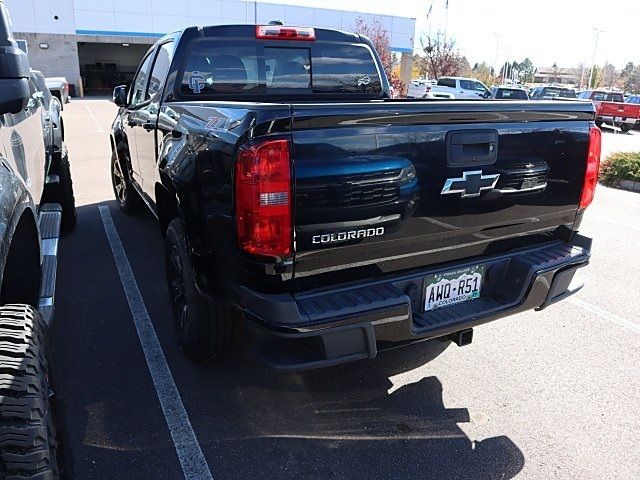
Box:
110 23 598 370
578 89 640 132
45 76 70 108
530 85 577 100
428 76 491 99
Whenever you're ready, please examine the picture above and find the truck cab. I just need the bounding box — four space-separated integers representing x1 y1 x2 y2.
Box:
429 77 491 99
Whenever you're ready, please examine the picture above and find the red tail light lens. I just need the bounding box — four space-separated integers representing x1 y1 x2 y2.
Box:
256 25 316 41
580 125 601 209
235 139 292 257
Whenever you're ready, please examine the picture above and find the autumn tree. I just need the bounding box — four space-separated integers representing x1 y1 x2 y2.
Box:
621 62 640 93
471 62 495 87
354 17 406 97
420 32 466 79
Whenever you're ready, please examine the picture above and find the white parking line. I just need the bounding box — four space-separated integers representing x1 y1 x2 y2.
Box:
570 297 640 334
85 104 104 133
99 206 214 480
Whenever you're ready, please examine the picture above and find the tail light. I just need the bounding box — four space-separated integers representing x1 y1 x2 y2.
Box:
235 138 292 258
579 125 601 209
256 25 316 41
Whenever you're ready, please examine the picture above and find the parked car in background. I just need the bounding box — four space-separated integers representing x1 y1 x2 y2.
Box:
45 76 70 108
578 89 640 132
490 86 529 100
407 79 432 98
627 94 640 104
529 86 577 100
428 77 491 99
32 70 65 151
110 23 595 370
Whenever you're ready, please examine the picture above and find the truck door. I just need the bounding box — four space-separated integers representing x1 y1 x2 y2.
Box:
122 52 154 186
0 79 47 206
136 41 174 203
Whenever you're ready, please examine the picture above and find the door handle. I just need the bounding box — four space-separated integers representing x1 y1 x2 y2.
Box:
142 122 155 131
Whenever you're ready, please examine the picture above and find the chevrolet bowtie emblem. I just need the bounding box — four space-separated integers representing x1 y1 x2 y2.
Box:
441 170 500 198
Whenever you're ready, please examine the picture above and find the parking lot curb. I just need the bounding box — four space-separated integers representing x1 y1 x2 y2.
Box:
619 179 640 192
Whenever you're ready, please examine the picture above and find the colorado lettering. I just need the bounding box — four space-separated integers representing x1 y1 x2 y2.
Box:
312 227 385 245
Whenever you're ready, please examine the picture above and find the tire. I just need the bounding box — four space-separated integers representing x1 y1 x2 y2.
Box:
595 119 603 128
42 145 77 231
111 149 142 214
165 218 233 360
620 123 633 133
0 305 60 479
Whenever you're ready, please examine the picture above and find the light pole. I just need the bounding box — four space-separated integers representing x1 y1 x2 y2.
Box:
588 28 604 89
493 33 500 79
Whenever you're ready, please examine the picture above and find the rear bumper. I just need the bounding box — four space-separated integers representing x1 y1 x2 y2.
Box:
242 235 592 370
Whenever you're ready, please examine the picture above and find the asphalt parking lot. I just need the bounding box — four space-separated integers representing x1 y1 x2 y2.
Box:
50 99 640 480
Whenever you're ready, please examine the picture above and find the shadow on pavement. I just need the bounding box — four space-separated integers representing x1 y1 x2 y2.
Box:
51 201 525 480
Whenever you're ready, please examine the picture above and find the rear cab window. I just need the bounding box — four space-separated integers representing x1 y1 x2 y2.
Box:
496 88 528 100
541 87 576 99
175 36 383 100
437 78 457 88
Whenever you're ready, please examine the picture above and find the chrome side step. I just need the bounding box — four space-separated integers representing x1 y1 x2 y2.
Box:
38 203 62 325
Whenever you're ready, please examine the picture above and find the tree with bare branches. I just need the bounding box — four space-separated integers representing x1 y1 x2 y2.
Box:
420 32 466 80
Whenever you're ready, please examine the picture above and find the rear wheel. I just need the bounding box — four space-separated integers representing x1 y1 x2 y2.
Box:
165 218 233 360
595 119 604 128
620 123 633 133
0 305 60 479
111 149 142 214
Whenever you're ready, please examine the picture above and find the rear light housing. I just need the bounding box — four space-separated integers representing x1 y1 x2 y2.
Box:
235 138 293 258
579 125 601 209
256 25 316 41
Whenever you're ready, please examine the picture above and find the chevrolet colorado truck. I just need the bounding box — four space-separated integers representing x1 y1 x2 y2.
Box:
110 23 598 370
0 0 74 476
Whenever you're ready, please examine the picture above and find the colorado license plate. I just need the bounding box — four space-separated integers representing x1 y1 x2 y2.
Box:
424 265 484 311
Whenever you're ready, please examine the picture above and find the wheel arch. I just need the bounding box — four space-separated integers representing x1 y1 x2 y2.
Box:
0 198 41 307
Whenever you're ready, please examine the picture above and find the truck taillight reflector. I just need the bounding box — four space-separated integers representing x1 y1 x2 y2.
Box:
235 139 292 257
256 25 316 41
580 126 601 209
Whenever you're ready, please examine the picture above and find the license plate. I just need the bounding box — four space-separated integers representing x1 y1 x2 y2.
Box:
424 265 484 311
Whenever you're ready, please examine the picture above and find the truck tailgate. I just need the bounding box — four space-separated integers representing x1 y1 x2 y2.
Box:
290 100 594 280
597 101 640 119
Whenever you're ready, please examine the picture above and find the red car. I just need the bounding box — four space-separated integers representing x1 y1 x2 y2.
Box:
578 90 640 132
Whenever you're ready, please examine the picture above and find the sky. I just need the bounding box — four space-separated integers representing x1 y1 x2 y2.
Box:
260 0 639 70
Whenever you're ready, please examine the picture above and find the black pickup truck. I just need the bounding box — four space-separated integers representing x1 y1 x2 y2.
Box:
110 24 598 370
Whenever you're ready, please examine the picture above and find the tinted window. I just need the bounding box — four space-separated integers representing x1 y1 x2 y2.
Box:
540 87 576 99
495 88 528 100
437 78 457 88
179 39 381 98
148 42 174 100
312 44 380 94
130 53 154 106
460 80 486 92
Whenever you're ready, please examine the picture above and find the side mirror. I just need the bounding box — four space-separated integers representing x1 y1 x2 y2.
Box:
0 41 31 115
113 85 128 107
